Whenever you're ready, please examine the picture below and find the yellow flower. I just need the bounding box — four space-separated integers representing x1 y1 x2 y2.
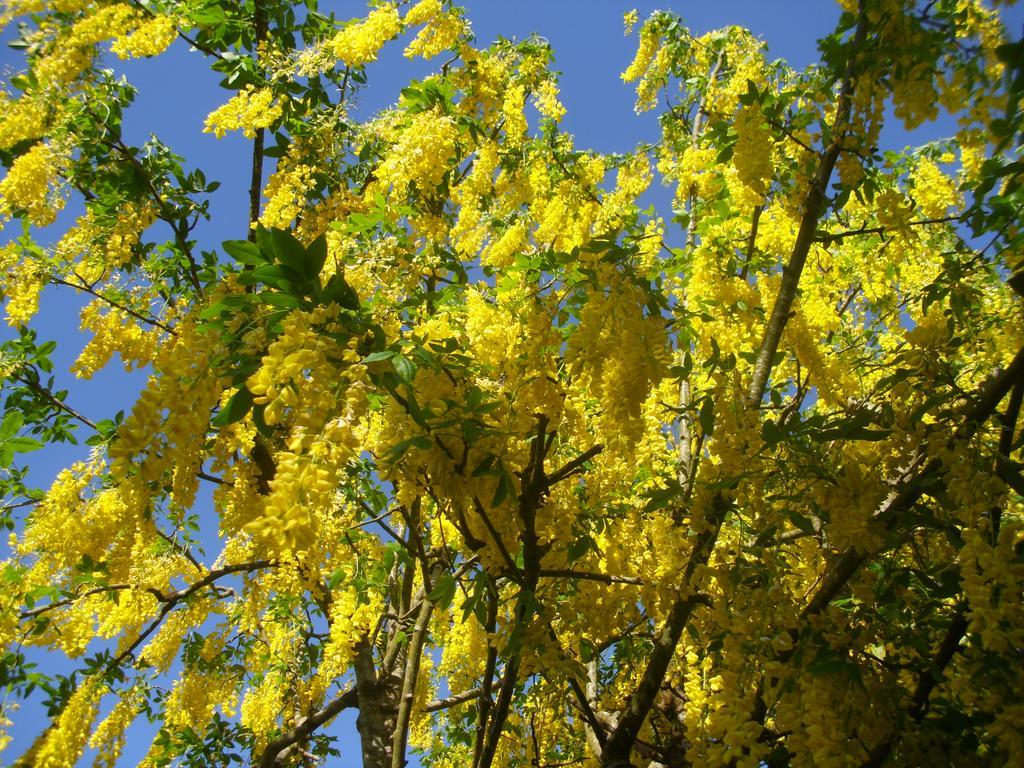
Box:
623 9 639 35
375 108 459 198
534 79 565 122
910 157 958 218
0 142 64 227
733 103 773 202
622 21 659 83
111 14 177 59
332 4 401 66
204 86 282 139
260 160 314 229
0 92 49 149
404 0 441 26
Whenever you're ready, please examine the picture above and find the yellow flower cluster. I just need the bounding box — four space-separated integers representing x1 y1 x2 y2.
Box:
636 217 663 273
34 3 135 85
35 679 103 768
502 83 528 145
245 305 369 554
565 272 668 457
0 92 49 149
313 586 384 697
874 187 916 241
910 156 958 218
240 670 286 742
163 669 237 736
813 454 886 553
733 103 773 203
481 219 527 268
0 241 46 326
104 202 158 268
106 318 222 510
961 524 1024 654
238 600 305 741
621 20 660 83
374 108 459 199
111 13 177 59
529 151 605 252
449 140 501 257
778 674 876 768
404 0 441 26
331 4 401 66
534 79 565 122
450 48 510 121
0 141 64 227
17 456 99 560
596 152 652 233
72 300 160 379
260 159 314 229
204 85 283 139
53 202 158 286
404 2 466 60
623 9 639 35
88 686 142 768
140 600 213 672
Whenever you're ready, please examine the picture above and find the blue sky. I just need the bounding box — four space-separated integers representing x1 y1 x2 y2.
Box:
1 0 1017 765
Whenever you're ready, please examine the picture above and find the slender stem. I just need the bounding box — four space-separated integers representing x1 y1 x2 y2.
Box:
13 371 97 431
257 688 360 768
537 570 643 586
746 11 867 407
108 559 273 670
816 215 962 243
474 583 499 767
248 0 268 239
600 498 721 766
51 277 176 335
547 444 604 485
424 687 483 712
391 570 437 768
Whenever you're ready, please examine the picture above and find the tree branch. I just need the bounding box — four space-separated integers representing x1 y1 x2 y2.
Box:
746 11 868 407
258 687 360 768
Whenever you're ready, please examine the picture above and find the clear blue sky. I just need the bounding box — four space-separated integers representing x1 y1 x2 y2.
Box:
1 1 1015 765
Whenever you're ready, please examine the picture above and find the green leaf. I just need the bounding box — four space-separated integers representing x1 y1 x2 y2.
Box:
236 264 291 287
812 411 891 443
471 455 497 477
427 574 457 609
5 436 43 453
199 295 252 320
392 354 416 383
212 388 254 428
786 509 817 535
699 397 715 436
491 471 514 508
410 435 433 451
303 234 328 281
387 434 432 462
363 350 396 364
327 568 345 590
703 338 720 370
259 226 306 275
222 239 264 266
567 534 594 562
0 412 25 440
644 480 682 513
257 291 301 309
761 419 783 446
322 273 359 310
579 637 596 662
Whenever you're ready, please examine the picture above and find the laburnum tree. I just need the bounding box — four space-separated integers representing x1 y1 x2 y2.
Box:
1 0 1023 766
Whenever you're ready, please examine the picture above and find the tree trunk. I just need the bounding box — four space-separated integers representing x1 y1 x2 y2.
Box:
354 638 401 768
